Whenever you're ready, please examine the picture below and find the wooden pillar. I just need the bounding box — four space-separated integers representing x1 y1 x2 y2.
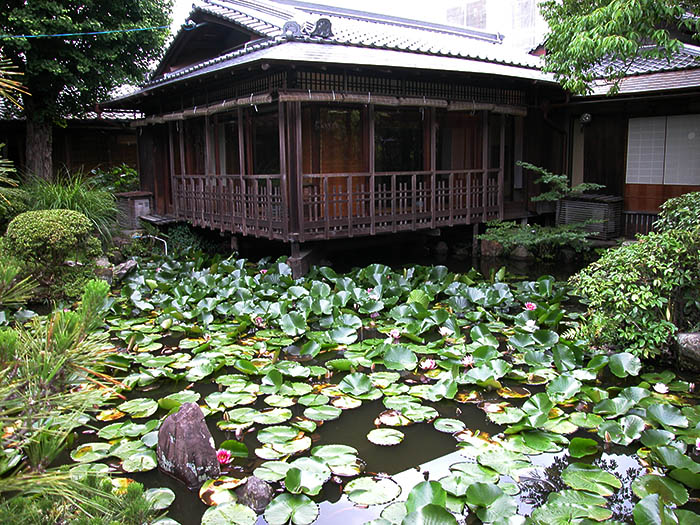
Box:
168 123 176 215
481 110 489 222
429 107 437 228
499 114 505 219
278 101 289 238
237 107 247 235
293 102 304 240
369 104 376 236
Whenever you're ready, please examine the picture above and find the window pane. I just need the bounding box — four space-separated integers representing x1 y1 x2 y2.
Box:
215 114 239 175
664 115 700 185
626 117 665 184
252 111 279 174
375 109 424 172
183 118 206 175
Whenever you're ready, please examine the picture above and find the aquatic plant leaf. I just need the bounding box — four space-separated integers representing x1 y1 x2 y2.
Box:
568 412 603 428
532 329 559 349
598 415 646 446
477 450 531 477
632 474 689 506
157 390 201 411
70 442 112 463
640 429 675 448
676 509 700 525
405 481 447 513
487 406 525 425
332 395 363 410
345 476 401 506
402 405 439 423
608 352 642 378
219 439 248 458
546 374 581 402
449 462 499 484
330 326 358 345
280 312 307 336
199 477 246 506
375 409 413 427
560 463 621 496
201 502 256 525
476 493 517 523
383 345 418 371
433 418 466 434
264 395 296 408
380 501 407 524
530 490 612 523
96 408 126 421
402 504 457 525
303 405 342 421
367 428 404 446
122 450 157 472
593 397 634 418
338 372 374 396
117 398 159 418
438 473 473 497
298 394 329 407
465 482 502 507
470 324 498 347
568 437 600 458
253 461 292 482
633 494 676 525
647 404 689 428
264 493 319 525
257 425 300 444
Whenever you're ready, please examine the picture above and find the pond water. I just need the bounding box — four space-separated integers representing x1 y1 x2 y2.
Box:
64 253 700 525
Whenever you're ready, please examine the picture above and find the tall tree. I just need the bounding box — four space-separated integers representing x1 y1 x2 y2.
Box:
540 0 700 94
0 1 172 179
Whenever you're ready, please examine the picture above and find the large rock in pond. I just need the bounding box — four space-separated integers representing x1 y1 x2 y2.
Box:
676 332 700 373
157 402 220 488
235 476 274 513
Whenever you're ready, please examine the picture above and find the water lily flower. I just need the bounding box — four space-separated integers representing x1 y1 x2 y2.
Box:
216 449 232 465
695 437 700 451
438 326 454 338
259 269 268 274
420 358 437 370
524 319 537 331
367 288 373 293
461 355 474 368
370 312 380 319
389 328 401 340
253 316 265 328
525 302 536 311
653 383 669 394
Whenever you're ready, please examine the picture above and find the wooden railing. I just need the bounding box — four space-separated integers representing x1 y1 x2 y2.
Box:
173 174 288 240
622 211 658 238
299 169 502 241
172 169 503 242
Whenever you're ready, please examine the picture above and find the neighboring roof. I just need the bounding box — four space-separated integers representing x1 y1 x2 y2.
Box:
588 43 700 96
142 0 548 91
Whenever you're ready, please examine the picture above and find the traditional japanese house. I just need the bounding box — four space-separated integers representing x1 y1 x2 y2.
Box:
566 42 700 236
109 0 564 265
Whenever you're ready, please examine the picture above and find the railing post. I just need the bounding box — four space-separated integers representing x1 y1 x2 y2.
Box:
369 104 376 236
347 175 353 236
278 102 289 238
430 107 436 228
168 122 177 216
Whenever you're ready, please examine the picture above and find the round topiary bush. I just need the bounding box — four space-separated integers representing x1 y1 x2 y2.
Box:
3 209 102 299
4 209 99 265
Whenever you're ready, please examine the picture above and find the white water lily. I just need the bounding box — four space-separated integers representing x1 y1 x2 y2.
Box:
438 326 454 337
653 383 669 394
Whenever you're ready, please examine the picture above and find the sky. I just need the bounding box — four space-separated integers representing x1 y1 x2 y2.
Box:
171 0 465 31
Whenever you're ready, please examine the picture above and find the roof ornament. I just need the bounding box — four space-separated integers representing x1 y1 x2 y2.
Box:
282 21 302 37
310 18 333 38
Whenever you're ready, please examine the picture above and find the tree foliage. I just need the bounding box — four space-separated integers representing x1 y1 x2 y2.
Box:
0 1 172 177
1 1 172 119
540 0 700 94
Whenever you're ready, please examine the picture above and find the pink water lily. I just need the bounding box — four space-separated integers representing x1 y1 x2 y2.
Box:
461 355 474 368
420 358 437 370
253 316 265 328
370 312 380 319
696 437 700 451
260 269 268 274
216 449 232 465
525 302 536 311
438 326 454 338
389 328 401 340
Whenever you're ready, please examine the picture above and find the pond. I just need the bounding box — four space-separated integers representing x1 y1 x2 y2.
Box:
66 253 700 525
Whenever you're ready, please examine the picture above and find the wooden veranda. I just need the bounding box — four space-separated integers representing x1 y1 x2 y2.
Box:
164 100 511 243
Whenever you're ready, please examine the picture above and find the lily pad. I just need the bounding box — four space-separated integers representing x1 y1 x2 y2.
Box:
433 418 466 434
303 405 342 422
201 502 256 525
345 476 401 506
264 493 319 525
367 428 404 446
70 442 112 463
122 450 158 472
117 398 159 418
199 477 247 506
561 463 621 496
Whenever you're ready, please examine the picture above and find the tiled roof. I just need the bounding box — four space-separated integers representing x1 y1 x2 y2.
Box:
594 44 700 77
146 0 544 88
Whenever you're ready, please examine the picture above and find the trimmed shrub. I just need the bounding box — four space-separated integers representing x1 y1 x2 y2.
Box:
4 209 102 299
654 192 700 233
571 228 700 358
